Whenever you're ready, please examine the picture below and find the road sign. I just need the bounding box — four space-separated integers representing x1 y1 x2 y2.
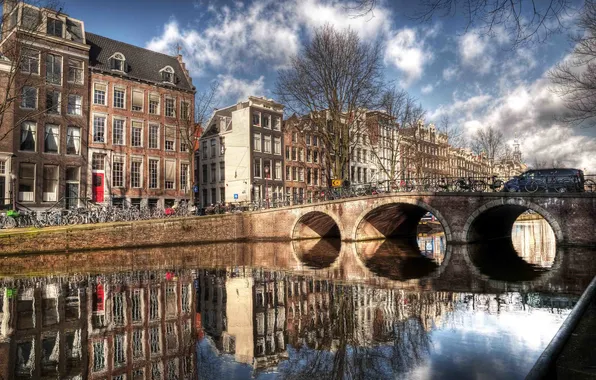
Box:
234 194 238 200
332 179 342 187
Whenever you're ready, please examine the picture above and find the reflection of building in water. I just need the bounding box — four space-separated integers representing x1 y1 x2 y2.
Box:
511 219 556 267
0 280 87 379
417 234 446 265
87 271 195 380
198 268 288 372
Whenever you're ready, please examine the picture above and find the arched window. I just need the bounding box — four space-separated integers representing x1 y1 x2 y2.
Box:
160 66 174 83
110 53 125 72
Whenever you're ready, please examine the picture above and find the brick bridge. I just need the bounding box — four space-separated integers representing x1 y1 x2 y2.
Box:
247 192 596 246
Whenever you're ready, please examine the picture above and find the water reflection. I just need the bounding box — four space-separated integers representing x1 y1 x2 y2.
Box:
511 217 556 268
292 239 341 269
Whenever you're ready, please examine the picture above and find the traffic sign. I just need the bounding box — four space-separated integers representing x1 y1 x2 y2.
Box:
332 179 342 187
234 193 238 200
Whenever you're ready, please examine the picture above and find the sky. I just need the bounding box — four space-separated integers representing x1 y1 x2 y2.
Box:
62 0 596 172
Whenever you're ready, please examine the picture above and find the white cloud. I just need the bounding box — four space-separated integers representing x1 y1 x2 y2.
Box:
421 84 434 94
215 74 266 103
458 32 492 74
442 66 458 81
385 28 433 86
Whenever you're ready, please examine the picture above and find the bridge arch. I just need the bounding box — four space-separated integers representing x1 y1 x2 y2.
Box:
351 197 453 242
462 198 564 243
292 210 343 240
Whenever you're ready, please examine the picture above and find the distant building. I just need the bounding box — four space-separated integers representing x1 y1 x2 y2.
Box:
199 96 284 206
86 33 195 208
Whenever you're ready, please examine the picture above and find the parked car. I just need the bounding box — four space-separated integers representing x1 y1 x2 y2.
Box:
503 168 585 193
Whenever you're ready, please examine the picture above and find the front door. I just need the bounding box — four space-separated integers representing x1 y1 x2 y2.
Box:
66 183 79 209
0 176 5 207
92 173 104 203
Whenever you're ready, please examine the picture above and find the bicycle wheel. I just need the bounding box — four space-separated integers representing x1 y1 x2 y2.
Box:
525 180 539 193
554 179 571 193
584 179 596 192
491 180 504 192
474 180 487 192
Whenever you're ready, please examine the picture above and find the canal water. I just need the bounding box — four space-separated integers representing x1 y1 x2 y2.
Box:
0 219 594 380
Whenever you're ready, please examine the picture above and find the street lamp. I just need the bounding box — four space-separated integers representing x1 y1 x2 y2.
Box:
264 165 270 209
10 172 16 210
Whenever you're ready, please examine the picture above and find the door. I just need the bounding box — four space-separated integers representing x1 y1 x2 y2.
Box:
66 183 79 209
0 177 5 207
92 173 104 203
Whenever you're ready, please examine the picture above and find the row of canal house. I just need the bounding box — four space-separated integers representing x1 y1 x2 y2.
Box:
0 1 196 211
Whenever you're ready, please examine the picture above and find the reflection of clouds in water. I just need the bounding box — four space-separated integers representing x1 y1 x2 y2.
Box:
511 219 556 268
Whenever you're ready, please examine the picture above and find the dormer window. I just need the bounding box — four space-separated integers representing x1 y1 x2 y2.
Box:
161 66 174 83
110 53 125 72
46 18 63 37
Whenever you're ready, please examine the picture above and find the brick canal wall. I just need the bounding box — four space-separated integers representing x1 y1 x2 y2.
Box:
0 214 247 255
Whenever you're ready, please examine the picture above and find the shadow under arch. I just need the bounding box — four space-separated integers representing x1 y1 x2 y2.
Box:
352 199 451 242
291 238 342 269
292 211 341 240
462 198 563 244
355 239 446 282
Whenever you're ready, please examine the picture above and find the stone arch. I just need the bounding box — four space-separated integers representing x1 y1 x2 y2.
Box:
290 238 342 269
292 210 343 240
351 197 452 242
462 198 563 243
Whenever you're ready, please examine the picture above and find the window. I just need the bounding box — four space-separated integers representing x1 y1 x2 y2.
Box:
307 168 312 185
149 159 159 189
151 362 162 380
131 121 143 147
113 87 125 108
181 101 190 120
285 166 290 181
299 167 304 181
314 168 319 185
113 156 124 187
149 124 159 149
202 165 207 184
46 54 62 85
202 141 208 159
149 93 160 114
252 112 260 126
264 135 271 153
20 122 36 151
181 163 189 190
93 83 107 105
46 17 63 37
313 150 319 163
274 116 281 131
210 163 216 183
292 167 297 181
131 159 142 188
165 97 175 117
113 293 125 326
66 126 80 155
133 329 144 359
21 86 37 109
149 288 159 320
150 326 161 354
21 49 39 74
92 153 105 170
42 165 58 202
67 59 83 84
161 66 174 82
44 124 59 153
292 132 297 143
291 147 297 161
299 148 304 162
132 89 144 111
165 126 175 151
19 163 35 202
114 334 125 367
182 285 191 314
274 137 281 155
113 119 125 145
111 53 125 71
263 115 270 129
67 94 81 115
210 139 216 157
92 341 105 372
219 161 225 181
285 146 290 160
93 115 106 143
46 90 60 114
165 160 176 189
253 133 261 152
166 323 177 351
254 158 261 178
275 161 281 180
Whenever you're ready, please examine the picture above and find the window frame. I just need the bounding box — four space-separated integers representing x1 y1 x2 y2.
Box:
44 123 60 154
92 114 106 143
45 53 62 85
130 157 143 188
113 86 125 109
93 82 107 106
149 93 160 115
131 88 144 112
20 121 37 152
66 126 81 155
67 94 82 116
20 86 37 109
165 97 176 118
67 59 84 84
131 120 144 148
112 117 126 146
148 158 160 189
112 155 125 188
148 124 160 149
21 48 40 74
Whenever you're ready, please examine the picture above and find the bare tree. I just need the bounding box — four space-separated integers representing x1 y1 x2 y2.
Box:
276 24 384 186
471 125 505 173
177 81 218 203
348 0 576 47
367 87 426 188
549 1 596 128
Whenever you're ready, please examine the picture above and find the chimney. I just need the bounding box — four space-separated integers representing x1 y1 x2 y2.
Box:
176 54 193 87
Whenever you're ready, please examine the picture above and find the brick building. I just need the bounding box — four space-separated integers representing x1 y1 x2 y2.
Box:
199 96 284 206
86 33 195 208
0 2 89 210
283 115 326 202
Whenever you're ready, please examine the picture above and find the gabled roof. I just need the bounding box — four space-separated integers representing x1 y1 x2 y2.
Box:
86 32 194 92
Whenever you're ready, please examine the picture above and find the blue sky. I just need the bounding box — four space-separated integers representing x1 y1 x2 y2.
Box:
63 0 596 171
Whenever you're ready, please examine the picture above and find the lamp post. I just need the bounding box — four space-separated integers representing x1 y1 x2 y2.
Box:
264 165 270 209
10 173 16 210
